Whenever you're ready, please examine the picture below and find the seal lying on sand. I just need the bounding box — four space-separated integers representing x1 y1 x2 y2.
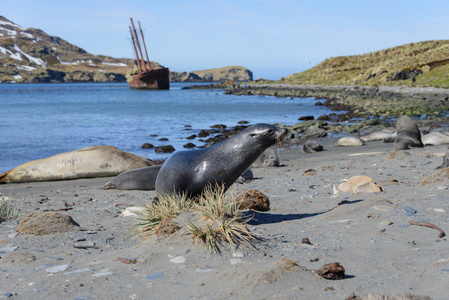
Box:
394 115 423 150
251 148 280 167
422 132 449 146
360 130 396 142
0 146 153 183
155 124 287 197
103 165 161 190
301 140 324 153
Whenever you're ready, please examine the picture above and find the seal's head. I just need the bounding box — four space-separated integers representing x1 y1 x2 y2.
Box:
234 124 287 155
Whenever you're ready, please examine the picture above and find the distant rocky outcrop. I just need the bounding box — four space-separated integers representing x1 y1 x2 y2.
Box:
170 66 253 82
0 16 252 84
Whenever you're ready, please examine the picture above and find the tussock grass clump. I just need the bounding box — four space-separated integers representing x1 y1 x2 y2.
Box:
133 192 192 238
133 184 259 253
187 184 258 253
0 198 19 222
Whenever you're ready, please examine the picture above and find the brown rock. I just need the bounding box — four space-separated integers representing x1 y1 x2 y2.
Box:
141 143 154 149
236 190 270 211
17 211 80 235
315 262 346 280
154 145 175 153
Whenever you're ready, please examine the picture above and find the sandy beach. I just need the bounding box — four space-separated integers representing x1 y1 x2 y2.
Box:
1 135 449 299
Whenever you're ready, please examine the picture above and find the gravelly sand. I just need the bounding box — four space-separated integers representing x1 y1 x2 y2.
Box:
1 136 449 299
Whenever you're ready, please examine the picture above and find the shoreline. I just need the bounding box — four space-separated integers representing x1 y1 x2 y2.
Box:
225 83 449 119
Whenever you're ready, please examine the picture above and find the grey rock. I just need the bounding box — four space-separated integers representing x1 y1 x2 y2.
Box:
146 272 164 280
45 264 71 273
402 206 417 215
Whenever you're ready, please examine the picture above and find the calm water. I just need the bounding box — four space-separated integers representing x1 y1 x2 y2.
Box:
0 82 338 172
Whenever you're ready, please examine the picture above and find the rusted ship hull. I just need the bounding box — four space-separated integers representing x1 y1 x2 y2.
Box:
129 67 170 90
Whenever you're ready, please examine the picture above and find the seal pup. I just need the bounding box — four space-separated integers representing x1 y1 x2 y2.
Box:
155 123 287 197
334 136 365 147
394 115 423 150
103 165 162 190
301 140 324 153
251 148 280 167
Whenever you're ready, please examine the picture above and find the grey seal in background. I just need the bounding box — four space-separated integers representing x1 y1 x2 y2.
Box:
394 115 423 150
301 140 324 153
360 130 396 142
103 165 161 190
422 132 449 146
251 148 280 167
155 123 287 197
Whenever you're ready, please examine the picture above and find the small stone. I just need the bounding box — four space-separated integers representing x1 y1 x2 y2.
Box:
73 242 97 249
146 272 164 280
402 206 417 215
437 185 448 190
65 268 90 274
7 232 19 239
0 246 18 253
45 264 71 273
230 258 243 265
232 252 244 258
434 208 446 213
170 256 186 264
195 267 216 272
92 271 115 278
379 221 393 227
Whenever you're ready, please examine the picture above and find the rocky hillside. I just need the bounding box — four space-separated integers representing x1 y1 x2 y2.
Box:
170 66 253 82
0 16 252 84
279 40 449 88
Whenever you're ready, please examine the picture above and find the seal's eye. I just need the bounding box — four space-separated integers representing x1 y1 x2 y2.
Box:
267 129 274 135
250 133 257 137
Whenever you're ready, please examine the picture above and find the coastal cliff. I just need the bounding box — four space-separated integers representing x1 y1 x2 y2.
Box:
0 16 252 84
170 66 253 82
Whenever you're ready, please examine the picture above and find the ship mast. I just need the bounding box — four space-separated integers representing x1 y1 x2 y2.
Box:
129 26 142 73
130 18 148 72
138 21 152 71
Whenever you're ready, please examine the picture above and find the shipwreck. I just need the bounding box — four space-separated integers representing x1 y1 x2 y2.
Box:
128 18 169 90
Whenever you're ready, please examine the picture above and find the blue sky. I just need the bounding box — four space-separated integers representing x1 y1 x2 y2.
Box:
2 0 449 80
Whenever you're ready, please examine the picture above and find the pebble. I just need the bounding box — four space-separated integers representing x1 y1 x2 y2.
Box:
434 208 446 213
437 185 448 190
170 256 186 264
45 264 71 273
379 221 393 227
92 271 115 277
73 242 97 249
0 246 18 253
65 268 90 274
7 232 18 239
402 206 417 216
195 267 216 272
372 205 393 212
232 252 244 258
146 272 164 280
230 258 243 265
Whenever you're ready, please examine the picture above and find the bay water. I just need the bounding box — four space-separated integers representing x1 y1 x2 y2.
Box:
0 82 338 173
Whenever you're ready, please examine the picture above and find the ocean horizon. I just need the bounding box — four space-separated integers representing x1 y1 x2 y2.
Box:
0 82 341 172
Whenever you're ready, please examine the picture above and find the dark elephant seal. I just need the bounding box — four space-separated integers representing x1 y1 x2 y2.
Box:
155 124 287 197
103 165 161 190
394 115 423 150
301 140 324 153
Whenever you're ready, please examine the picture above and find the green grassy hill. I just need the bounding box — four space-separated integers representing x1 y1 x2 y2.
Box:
279 40 449 88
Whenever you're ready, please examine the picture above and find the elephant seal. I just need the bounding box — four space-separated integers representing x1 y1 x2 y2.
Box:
394 115 423 150
334 136 365 147
251 148 280 167
103 165 162 190
155 124 287 197
422 132 449 146
360 130 396 142
0 146 153 183
301 140 324 153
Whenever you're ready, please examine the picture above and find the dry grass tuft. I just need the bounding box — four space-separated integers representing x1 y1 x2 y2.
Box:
133 184 259 253
0 198 18 222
